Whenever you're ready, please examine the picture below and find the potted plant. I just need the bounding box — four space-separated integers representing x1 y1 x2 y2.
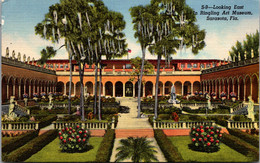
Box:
194 91 199 96
199 91 203 97
220 92 226 101
33 93 39 101
211 92 216 99
41 92 46 99
230 92 236 102
23 93 28 106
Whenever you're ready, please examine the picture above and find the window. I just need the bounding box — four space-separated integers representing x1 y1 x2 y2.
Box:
89 65 92 69
50 64 53 68
55 64 59 68
60 64 63 68
125 64 131 69
207 64 210 68
213 63 216 67
46 64 49 68
193 63 198 68
181 64 185 68
200 64 205 68
65 64 68 68
187 63 192 68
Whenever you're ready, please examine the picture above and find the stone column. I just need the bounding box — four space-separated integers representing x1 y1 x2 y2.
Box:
13 84 16 97
238 84 240 100
18 84 21 99
32 84 35 94
123 83 125 97
182 83 184 96
244 84 246 101
74 84 76 96
64 84 67 95
191 84 193 95
133 85 135 97
29 85 31 98
103 85 105 96
113 83 115 97
163 83 165 96
227 84 230 99
7 85 9 100
250 80 253 96
143 85 145 97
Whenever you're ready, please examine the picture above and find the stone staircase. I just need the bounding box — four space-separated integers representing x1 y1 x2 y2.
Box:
115 129 154 138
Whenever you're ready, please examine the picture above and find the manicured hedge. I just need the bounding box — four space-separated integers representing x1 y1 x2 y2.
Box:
95 129 115 162
227 129 259 148
154 129 184 162
3 129 58 162
38 115 57 129
222 133 259 161
2 130 39 154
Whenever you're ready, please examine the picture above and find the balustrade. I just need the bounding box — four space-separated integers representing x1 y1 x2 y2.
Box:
153 121 215 129
227 121 259 129
53 121 114 130
2 122 39 130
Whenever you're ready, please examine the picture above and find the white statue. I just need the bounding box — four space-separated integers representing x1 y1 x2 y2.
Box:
8 96 18 120
206 94 212 110
168 84 178 104
247 96 255 121
48 94 54 110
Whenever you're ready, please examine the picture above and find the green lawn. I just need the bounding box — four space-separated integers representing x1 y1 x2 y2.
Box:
25 137 103 162
169 136 252 162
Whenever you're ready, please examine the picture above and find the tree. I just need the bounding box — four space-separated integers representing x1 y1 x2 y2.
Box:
129 57 154 84
130 5 154 118
229 30 259 62
115 137 158 162
35 0 127 120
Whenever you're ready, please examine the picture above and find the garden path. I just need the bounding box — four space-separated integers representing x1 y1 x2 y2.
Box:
110 97 166 162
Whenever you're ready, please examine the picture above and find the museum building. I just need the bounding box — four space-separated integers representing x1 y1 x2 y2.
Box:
1 49 259 103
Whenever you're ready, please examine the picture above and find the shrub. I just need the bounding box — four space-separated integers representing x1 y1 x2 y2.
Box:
59 125 91 152
154 129 184 162
2 130 39 154
4 130 58 162
38 115 57 128
227 129 259 148
222 133 259 161
158 114 170 120
232 115 251 121
190 125 222 153
57 114 81 122
95 129 115 162
102 107 119 114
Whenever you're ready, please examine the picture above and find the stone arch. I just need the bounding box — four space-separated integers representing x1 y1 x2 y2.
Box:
158 81 163 95
245 75 251 101
85 82 93 95
75 82 81 96
174 81 182 95
2 76 8 102
115 81 123 97
193 81 200 93
66 82 74 95
228 78 233 99
56 81 64 94
184 81 191 95
125 81 133 97
223 78 228 94
216 79 220 97
135 81 143 97
105 81 113 96
8 77 14 98
145 81 153 96
165 81 173 95
233 77 238 99
239 77 244 101
251 74 258 102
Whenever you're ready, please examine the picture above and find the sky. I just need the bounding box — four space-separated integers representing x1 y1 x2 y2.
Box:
1 0 259 60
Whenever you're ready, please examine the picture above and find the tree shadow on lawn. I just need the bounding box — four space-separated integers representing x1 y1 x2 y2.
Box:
188 143 220 153
60 145 94 153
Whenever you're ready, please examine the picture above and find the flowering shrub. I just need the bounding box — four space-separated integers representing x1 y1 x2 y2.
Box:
220 92 226 97
41 92 46 97
48 92 53 96
230 92 236 98
190 125 222 153
172 112 179 122
211 92 216 96
59 125 91 153
23 93 28 98
194 91 198 95
199 91 203 95
33 93 39 97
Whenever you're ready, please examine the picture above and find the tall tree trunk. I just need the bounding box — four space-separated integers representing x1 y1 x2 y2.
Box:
68 51 72 114
94 64 98 115
137 46 146 118
154 54 161 119
79 62 85 121
98 63 102 121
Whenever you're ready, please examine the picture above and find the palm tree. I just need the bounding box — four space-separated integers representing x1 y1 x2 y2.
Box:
115 137 158 162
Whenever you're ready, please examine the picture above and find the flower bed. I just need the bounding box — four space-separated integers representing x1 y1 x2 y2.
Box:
95 129 115 162
3 129 58 162
169 136 252 162
154 129 184 162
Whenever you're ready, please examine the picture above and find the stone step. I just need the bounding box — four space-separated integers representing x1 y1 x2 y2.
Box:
115 129 154 138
